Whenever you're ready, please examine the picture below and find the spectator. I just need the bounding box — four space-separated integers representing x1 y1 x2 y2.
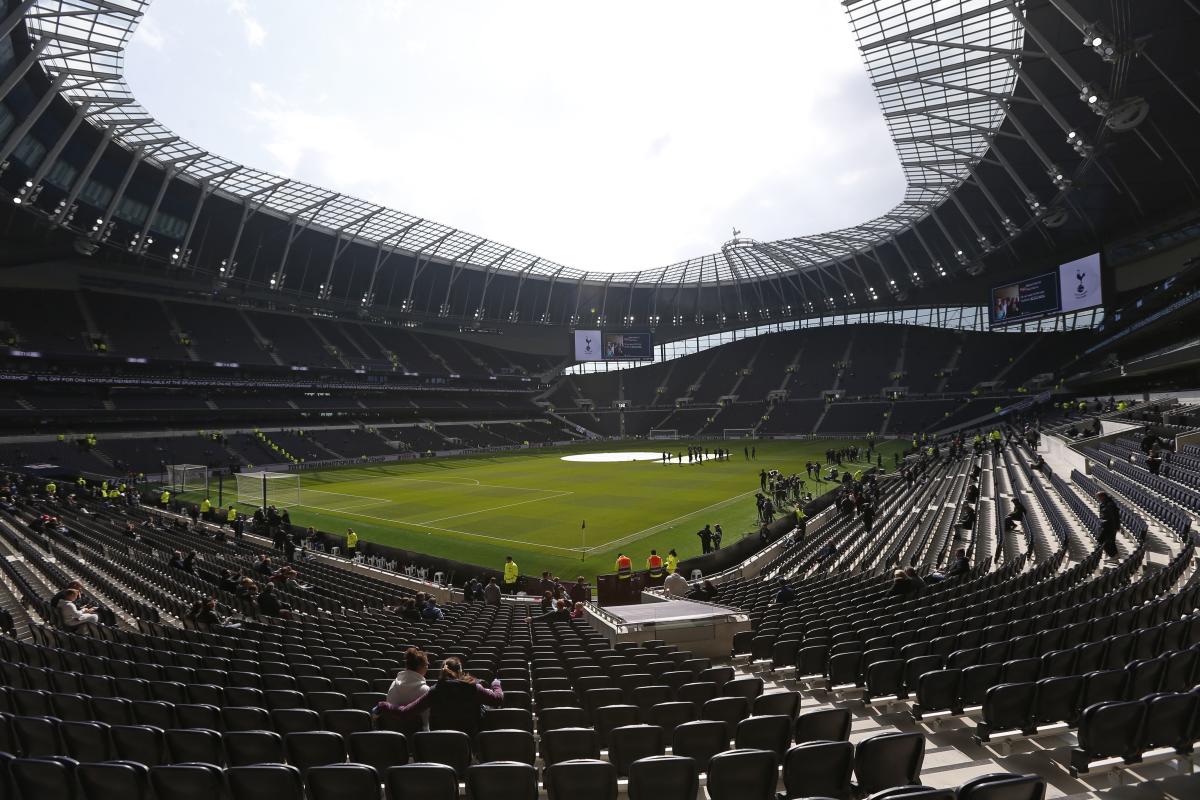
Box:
254 554 273 577
1097 491 1121 565
400 598 422 622
539 591 553 613
182 550 198 575
568 576 589 604
570 602 585 620
385 647 432 734
887 569 916 597
59 588 98 628
1004 497 1026 531
421 599 444 621
664 570 690 597
168 550 186 571
530 599 571 623
257 584 290 618
218 569 238 593
775 580 795 605
1147 448 1163 476
372 657 503 739
483 577 501 606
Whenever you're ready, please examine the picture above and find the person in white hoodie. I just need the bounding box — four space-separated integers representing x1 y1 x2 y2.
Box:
385 647 431 734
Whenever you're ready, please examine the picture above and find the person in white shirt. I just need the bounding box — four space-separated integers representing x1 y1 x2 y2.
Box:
59 588 99 627
663 570 690 598
385 647 432 733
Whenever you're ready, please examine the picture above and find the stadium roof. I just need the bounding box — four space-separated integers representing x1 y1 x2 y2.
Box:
21 0 1024 286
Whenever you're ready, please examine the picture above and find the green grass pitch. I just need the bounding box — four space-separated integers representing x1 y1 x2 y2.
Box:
234 438 904 581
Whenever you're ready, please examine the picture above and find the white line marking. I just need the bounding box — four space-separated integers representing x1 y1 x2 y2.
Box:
293 501 585 556
586 488 760 553
414 491 574 525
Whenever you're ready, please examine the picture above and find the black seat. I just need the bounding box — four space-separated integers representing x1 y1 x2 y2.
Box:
1141 692 1198 753
149 763 224 800
539 706 590 731
752 691 800 718
77 761 150 800
59 720 112 762
976 683 1036 742
10 756 79 800
481 707 534 733
477 729 536 765
348 730 409 774
781 740 854 800
321 709 373 738
626 754 698 800
955 772 1046 800
412 729 472 778
706 748 777 800
11 715 61 757
649 701 696 736
224 729 286 766
853 732 924 795
176 703 222 731
544 758 618 800
677 682 719 709
1070 700 1146 775
466 761 538 800
285 730 347 774
700 696 749 740
607 724 665 777
306 763 381 800
541 726 600 766
272 708 321 735
165 727 224 765
735 715 791 756
223 706 272 731
1031 676 1081 727
226 764 304 800
385 762 460 800
111 724 166 766
671 720 728 772
794 708 851 743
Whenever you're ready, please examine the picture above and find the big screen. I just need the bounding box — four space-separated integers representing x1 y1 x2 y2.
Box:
572 329 654 361
990 272 1060 325
989 252 1103 326
603 332 653 360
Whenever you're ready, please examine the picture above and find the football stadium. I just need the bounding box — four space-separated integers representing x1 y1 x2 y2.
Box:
2 1 1200 798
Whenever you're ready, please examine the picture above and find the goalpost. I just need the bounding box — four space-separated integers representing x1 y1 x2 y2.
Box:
649 429 679 440
723 428 757 440
235 471 302 509
166 464 209 496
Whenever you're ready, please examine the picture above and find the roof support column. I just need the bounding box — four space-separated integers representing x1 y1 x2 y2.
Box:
54 124 112 226
0 36 50 104
0 71 68 168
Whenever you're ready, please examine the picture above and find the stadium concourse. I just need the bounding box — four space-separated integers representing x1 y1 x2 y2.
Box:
3 0 1200 797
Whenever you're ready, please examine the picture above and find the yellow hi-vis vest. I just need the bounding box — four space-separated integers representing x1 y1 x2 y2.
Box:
503 561 518 585
346 531 358 549
227 507 238 522
160 490 170 504
200 499 211 514
665 554 678 574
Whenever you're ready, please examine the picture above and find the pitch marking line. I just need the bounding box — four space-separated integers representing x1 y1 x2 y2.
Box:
415 491 575 525
586 488 761 554
292 501 585 556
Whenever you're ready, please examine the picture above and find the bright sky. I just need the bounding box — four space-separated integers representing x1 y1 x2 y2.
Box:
124 0 905 273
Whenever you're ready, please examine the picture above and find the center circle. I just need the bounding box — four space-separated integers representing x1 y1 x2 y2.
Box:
560 451 672 463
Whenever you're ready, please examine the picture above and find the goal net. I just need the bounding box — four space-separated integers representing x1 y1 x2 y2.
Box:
166 464 208 495
649 429 679 440
235 471 302 509
723 428 756 440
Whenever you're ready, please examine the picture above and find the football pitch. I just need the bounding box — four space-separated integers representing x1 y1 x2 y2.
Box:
243 438 902 580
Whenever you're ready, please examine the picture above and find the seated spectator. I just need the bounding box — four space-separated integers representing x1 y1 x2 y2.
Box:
257 584 290 619
1147 448 1163 476
530 598 571 623
218 569 238 593
539 591 553 613
372 657 502 738
775 579 795 605
59 588 99 628
254 554 273 577
887 569 917 597
421 599 444 621
400 598 422 622
182 550 198 575
570 601 585 620
663 570 690 597
928 549 970 583
386 647 432 734
168 550 186 571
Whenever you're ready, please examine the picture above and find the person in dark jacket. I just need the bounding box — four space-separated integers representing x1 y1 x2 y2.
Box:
1097 491 1121 564
530 598 572 623
1004 497 1026 531
371 657 503 739
257 584 290 618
